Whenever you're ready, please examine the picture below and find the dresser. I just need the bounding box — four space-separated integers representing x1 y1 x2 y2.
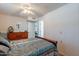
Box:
7 32 28 41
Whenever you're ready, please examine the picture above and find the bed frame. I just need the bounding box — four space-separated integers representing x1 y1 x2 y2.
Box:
35 36 57 48
35 36 58 56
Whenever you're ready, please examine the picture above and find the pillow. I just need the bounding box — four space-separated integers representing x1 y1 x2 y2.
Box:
0 35 10 55
0 45 9 53
0 35 10 48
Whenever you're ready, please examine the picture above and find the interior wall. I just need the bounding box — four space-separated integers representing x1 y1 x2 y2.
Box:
41 4 79 55
0 14 27 33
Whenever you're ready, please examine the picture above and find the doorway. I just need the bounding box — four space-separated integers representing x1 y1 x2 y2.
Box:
35 20 44 37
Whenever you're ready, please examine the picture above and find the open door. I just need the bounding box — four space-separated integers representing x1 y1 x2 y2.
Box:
35 20 44 37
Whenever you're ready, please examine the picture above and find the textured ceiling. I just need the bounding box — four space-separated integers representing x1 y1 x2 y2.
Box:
0 3 66 20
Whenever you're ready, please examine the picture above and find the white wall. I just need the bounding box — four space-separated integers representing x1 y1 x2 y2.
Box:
0 14 28 33
0 14 35 38
41 4 79 55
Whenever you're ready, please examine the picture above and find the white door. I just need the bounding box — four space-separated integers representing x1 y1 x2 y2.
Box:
35 20 44 37
28 22 35 38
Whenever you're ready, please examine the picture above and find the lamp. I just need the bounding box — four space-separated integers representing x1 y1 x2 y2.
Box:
19 4 36 21
20 4 33 15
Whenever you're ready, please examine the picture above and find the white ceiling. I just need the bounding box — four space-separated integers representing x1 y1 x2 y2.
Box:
0 3 66 20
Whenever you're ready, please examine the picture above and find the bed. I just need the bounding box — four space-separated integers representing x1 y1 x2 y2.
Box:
0 32 58 56
8 37 58 56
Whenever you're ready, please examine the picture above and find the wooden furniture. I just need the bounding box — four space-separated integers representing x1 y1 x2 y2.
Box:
7 32 28 41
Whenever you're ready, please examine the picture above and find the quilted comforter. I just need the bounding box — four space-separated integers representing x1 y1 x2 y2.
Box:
9 38 57 56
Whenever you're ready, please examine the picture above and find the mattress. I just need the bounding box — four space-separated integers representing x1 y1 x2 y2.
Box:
9 38 57 56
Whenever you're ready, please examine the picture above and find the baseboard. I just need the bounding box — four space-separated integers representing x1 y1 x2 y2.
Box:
58 51 64 56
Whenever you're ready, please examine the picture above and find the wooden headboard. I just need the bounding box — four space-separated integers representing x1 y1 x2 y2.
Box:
7 32 28 41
